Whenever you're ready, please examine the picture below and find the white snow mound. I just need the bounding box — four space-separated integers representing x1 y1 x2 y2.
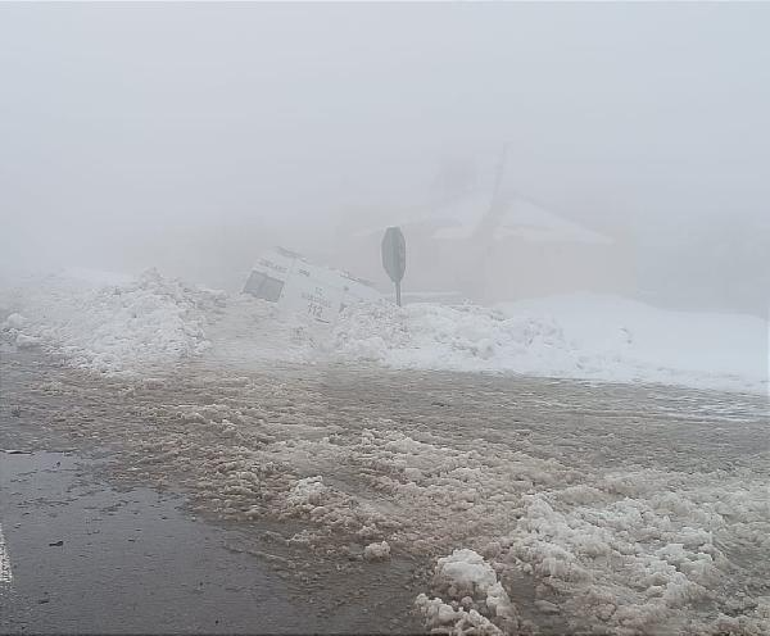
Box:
416 549 520 635
331 296 768 394
363 540 391 561
332 301 572 373
0 269 225 374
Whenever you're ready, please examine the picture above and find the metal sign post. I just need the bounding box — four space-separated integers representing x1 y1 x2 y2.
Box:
381 226 406 306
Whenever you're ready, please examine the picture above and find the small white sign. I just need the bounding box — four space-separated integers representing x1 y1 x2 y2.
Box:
243 247 381 322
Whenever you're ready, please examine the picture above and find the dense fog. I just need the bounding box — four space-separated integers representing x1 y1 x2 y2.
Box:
1 3 768 315
2 7 769 632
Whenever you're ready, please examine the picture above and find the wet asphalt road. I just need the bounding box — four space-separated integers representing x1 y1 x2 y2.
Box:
0 447 426 635
0 351 429 634
1 451 304 634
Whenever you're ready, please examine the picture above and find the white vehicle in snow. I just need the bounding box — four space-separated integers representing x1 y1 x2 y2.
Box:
242 247 381 323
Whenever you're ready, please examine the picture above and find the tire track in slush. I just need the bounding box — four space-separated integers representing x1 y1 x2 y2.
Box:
0 522 12 589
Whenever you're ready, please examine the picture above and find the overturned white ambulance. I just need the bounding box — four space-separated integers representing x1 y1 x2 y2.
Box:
242 247 381 323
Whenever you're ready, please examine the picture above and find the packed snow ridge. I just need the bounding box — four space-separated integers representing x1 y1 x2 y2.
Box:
1 268 766 393
332 299 768 395
331 302 575 373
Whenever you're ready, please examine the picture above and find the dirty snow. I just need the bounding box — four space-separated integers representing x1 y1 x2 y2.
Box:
202 293 320 367
0 523 12 588
415 549 521 635
17 361 768 635
363 540 391 562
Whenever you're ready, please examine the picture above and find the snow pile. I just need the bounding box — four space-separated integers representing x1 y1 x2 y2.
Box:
328 300 410 361
415 549 522 635
331 295 768 394
697 599 770 636
323 424 770 635
201 293 323 367
504 489 718 631
504 293 769 394
491 469 770 635
0 269 225 374
3 266 765 393
332 301 577 375
287 476 329 509
0 522 12 589
363 540 391 561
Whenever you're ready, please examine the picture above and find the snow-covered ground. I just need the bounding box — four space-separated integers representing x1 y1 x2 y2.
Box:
1 268 766 394
331 296 768 395
505 294 768 394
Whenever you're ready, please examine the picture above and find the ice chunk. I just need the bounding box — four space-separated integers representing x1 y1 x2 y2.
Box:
435 549 499 598
363 540 391 562
416 549 519 634
15 333 40 348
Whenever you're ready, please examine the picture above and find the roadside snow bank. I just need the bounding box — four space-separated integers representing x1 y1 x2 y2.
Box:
331 297 768 394
3 268 765 394
332 302 575 374
201 293 322 366
504 293 768 394
0 269 224 374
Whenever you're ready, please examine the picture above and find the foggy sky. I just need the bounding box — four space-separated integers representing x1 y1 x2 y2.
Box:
1 3 769 307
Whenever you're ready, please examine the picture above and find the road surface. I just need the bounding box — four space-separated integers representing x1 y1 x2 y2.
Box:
1 349 768 634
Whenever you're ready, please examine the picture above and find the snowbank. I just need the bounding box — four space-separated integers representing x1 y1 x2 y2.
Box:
331 296 768 394
0 269 224 374
503 293 768 394
331 301 575 374
201 293 322 367
2 267 765 394
0 266 325 373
